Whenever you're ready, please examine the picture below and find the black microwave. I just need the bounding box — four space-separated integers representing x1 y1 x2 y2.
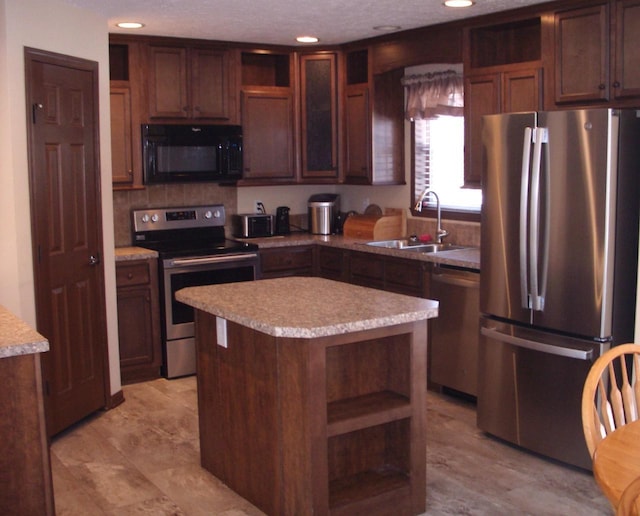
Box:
142 124 242 184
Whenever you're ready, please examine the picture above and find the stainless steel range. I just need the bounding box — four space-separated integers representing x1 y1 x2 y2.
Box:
132 205 260 378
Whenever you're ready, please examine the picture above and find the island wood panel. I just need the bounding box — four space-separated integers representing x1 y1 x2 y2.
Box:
0 353 54 515
195 309 426 515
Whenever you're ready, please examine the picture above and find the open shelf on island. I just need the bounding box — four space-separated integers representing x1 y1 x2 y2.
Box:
327 390 411 436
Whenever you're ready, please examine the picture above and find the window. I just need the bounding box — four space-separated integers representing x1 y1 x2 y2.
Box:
413 116 481 214
402 66 481 220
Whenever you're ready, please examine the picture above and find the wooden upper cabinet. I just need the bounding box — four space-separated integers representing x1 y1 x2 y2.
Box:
555 4 610 103
554 0 640 105
502 68 542 113
463 17 543 186
615 0 640 99
241 89 296 181
148 44 233 120
239 51 296 183
299 53 339 181
109 40 144 189
464 74 500 187
343 48 404 186
110 86 134 184
344 84 371 184
191 48 231 118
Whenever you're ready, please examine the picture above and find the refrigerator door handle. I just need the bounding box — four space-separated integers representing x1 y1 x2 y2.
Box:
481 326 594 360
529 127 548 311
520 127 533 309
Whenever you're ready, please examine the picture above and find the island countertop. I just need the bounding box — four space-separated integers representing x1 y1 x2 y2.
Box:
176 276 438 339
0 305 49 359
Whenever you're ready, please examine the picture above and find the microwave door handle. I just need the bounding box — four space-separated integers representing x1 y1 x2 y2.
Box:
520 127 533 310
219 142 227 176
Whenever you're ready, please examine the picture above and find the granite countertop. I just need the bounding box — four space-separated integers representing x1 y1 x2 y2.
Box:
238 233 481 270
176 276 438 339
115 246 159 261
0 305 49 359
115 234 479 269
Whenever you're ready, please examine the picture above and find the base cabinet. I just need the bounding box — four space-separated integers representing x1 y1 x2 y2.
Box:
260 245 315 278
116 259 162 384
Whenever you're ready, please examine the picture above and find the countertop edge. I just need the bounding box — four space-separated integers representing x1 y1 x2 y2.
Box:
177 277 439 339
0 306 49 359
238 234 480 270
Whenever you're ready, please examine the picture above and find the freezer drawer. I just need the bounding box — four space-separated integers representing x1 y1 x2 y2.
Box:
477 318 605 470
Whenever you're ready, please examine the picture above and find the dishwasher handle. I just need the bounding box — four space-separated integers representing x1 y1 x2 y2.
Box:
480 326 593 361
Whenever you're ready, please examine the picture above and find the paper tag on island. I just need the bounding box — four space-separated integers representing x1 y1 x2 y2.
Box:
216 316 228 348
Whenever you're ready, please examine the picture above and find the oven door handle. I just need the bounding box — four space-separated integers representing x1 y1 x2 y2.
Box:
167 253 259 267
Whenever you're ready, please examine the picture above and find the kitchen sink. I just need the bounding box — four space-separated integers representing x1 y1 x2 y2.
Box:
365 239 467 253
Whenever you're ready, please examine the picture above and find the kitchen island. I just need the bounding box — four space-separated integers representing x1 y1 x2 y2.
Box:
176 277 438 516
0 306 54 515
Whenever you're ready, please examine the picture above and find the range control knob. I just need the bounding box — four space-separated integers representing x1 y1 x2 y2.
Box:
141 214 150 223
213 209 222 219
151 213 159 223
204 210 212 219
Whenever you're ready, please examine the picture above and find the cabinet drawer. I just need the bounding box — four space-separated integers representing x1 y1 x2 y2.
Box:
260 247 314 272
116 262 151 287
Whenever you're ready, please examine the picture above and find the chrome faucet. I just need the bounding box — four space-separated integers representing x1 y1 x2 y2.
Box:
413 189 449 243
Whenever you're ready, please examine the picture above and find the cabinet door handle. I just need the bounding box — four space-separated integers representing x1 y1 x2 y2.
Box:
613 81 621 88
598 83 606 90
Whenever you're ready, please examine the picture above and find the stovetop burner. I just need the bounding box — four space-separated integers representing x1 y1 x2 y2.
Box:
131 205 258 258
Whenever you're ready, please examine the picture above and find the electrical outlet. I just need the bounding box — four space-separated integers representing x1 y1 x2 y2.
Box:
254 200 263 213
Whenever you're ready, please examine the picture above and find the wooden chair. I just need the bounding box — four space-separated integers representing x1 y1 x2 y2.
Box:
617 476 640 516
581 343 640 458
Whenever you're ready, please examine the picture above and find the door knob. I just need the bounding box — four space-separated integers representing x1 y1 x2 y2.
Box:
89 254 100 266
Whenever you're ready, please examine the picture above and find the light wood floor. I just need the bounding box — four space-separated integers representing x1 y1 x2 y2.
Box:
50 376 612 515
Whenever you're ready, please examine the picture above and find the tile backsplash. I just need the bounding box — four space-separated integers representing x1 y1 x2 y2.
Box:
406 216 480 247
113 184 237 247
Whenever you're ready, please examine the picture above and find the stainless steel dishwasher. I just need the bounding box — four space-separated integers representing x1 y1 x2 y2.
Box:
430 264 480 396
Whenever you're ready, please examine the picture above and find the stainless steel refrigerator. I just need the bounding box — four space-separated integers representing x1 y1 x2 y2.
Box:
478 108 640 470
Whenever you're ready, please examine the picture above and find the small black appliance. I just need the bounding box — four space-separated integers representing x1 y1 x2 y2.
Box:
275 206 290 235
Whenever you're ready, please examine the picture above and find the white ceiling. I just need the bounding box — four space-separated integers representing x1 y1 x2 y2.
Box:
61 0 551 46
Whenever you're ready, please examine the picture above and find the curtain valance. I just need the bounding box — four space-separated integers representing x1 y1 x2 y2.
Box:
401 69 463 120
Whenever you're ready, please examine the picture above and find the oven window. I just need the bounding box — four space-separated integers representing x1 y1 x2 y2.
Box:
169 266 255 324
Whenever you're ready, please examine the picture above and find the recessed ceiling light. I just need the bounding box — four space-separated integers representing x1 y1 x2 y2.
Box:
443 0 475 7
296 36 319 43
116 22 144 29
373 25 401 31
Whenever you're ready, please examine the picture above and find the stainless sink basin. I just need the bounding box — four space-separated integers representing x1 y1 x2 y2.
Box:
365 239 466 253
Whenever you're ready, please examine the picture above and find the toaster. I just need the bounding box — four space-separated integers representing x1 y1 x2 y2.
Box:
232 214 274 238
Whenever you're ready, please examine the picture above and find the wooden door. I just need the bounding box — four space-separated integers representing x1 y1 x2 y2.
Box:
241 89 295 181
25 48 108 436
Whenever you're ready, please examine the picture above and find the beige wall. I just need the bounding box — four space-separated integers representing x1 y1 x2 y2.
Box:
0 0 121 393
